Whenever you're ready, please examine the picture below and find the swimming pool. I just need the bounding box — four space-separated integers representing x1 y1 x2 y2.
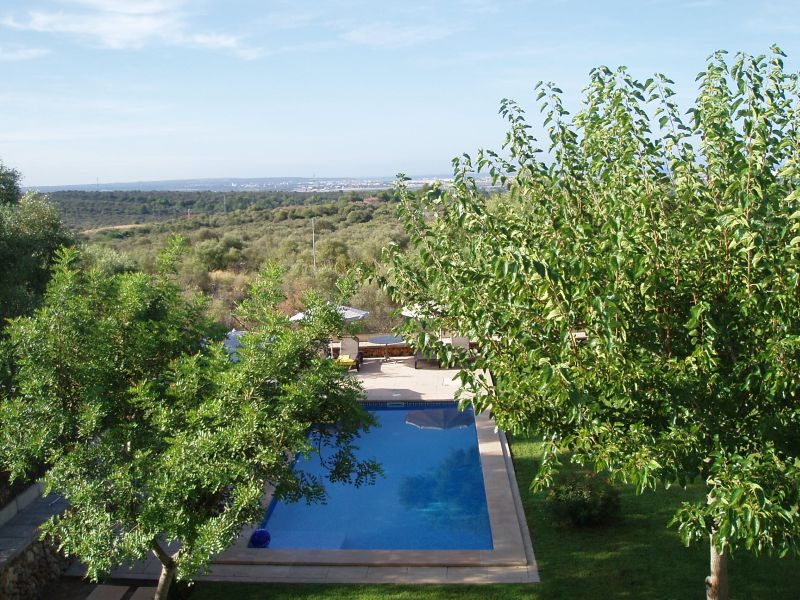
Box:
259 402 493 550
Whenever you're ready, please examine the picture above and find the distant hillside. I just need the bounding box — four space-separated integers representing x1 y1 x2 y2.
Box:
78 191 411 332
50 182 493 333
48 189 400 231
29 175 458 193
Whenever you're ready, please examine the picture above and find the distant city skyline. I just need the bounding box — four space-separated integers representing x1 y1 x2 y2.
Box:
1 0 798 186
29 174 464 192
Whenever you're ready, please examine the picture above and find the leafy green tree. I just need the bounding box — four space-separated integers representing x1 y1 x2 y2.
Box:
0 192 74 324
0 161 22 206
0 241 378 599
317 239 351 272
79 244 137 276
346 208 373 224
383 47 800 600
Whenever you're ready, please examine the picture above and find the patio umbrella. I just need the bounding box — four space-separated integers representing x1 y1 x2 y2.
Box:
223 329 245 362
405 408 473 430
400 303 443 318
289 305 370 323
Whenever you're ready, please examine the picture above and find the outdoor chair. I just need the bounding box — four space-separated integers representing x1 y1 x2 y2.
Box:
449 336 472 368
340 336 363 369
336 354 359 371
414 348 440 369
451 336 470 351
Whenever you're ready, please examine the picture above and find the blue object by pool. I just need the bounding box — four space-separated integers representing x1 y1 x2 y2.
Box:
249 528 271 548
259 403 493 550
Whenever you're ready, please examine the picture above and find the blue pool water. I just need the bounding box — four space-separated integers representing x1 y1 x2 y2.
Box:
260 402 493 550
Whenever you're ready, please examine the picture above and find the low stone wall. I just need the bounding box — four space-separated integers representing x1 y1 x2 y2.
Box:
331 343 414 359
360 345 414 359
0 491 70 600
0 483 44 528
0 537 67 600
333 340 478 360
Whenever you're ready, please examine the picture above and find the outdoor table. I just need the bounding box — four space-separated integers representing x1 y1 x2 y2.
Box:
368 335 405 361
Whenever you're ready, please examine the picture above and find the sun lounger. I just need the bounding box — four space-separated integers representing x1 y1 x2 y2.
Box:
336 354 359 371
340 337 363 368
414 349 440 369
451 336 470 351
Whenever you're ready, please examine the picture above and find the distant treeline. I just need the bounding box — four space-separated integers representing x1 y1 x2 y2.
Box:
74 192 411 331
48 184 452 332
49 189 401 230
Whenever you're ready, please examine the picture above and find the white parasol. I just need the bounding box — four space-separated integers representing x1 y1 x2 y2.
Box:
290 305 370 323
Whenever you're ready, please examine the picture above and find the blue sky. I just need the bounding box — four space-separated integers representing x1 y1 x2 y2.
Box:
1 0 798 186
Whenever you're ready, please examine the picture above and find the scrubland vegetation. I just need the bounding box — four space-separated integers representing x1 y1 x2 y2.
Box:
52 188 417 332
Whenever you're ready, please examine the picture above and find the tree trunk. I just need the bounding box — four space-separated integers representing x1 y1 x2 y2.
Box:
705 538 729 600
151 541 177 600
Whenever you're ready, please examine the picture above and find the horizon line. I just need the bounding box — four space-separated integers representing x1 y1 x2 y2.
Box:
26 173 463 192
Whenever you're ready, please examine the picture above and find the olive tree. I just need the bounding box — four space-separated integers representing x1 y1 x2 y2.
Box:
0 161 22 206
0 240 378 599
0 192 73 324
382 47 800 600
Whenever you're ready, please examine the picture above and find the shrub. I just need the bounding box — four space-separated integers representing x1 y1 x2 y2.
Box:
80 244 137 275
346 208 372 223
546 471 620 526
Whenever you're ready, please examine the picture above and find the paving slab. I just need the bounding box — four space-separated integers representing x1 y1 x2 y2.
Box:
0 544 26 563
446 566 488 583
358 357 463 401
286 565 331 579
130 586 158 600
325 565 370 582
365 566 410 582
86 584 129 600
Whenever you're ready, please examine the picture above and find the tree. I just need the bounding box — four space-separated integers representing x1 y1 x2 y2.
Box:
382 47 800 600
0 161 22 206
317 239 351 272
0 192 74 324
79 244 137 276
0 240 378 599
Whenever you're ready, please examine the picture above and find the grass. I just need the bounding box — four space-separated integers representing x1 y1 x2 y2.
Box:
190 436 799 600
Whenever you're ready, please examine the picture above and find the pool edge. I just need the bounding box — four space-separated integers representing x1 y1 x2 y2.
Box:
212 407 535 573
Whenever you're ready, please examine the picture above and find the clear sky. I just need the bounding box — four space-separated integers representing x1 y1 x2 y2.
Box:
1 0 798 186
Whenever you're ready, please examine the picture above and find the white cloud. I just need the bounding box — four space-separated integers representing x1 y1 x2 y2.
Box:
188 33 263 60
256 3 461 49
340 22 458 49
62 0 184 15
0 46 50 61
258 40 343 59
2 0 261 58
262 9 324 30
4 10 179 49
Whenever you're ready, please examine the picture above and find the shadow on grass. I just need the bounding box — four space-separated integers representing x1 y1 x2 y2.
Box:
510 437 799 600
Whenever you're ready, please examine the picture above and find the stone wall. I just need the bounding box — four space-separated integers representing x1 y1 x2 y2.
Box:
0 537 67 600
0 492 70 600
352 345 414 359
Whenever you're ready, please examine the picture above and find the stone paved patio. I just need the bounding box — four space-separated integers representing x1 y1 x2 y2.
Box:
358 356 466 401
0 491 67 566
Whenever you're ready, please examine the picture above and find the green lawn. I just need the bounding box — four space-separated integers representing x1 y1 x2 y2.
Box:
191 436 798 600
